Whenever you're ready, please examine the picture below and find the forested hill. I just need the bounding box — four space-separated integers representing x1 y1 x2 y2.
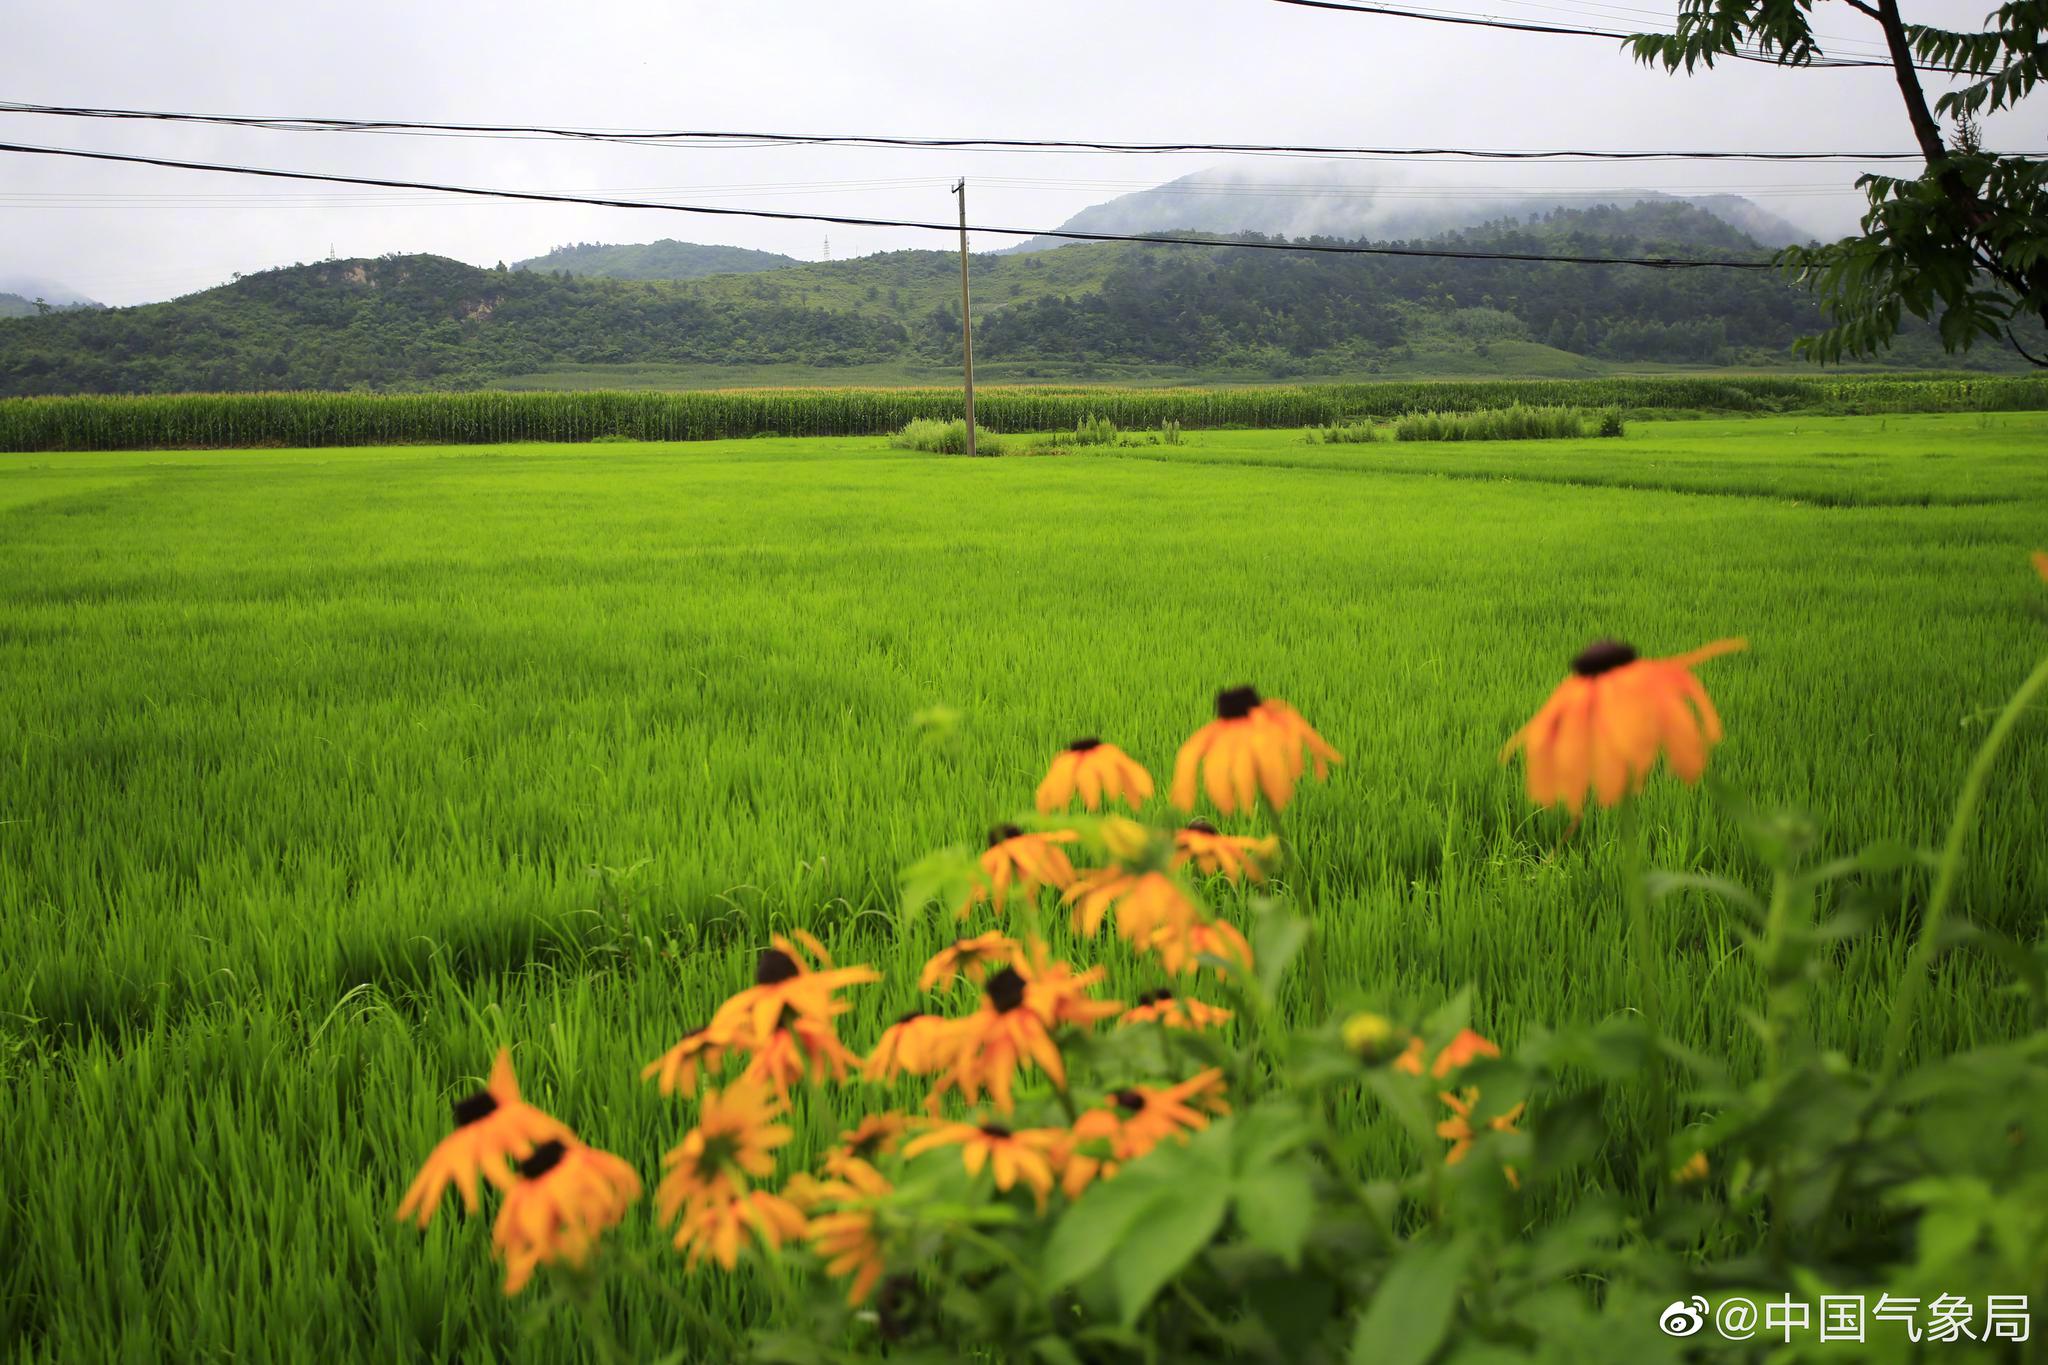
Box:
511 239 801 280
0 202 2014 395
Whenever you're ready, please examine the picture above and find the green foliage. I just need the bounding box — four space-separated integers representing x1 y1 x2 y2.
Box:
1069 414 1119 446
1630 0 2048 367
886 417 1007 456
509 238 801 282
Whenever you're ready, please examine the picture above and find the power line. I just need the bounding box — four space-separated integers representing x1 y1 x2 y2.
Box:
0 141 1781 270
0 100 2004 163
1263 0 1977 72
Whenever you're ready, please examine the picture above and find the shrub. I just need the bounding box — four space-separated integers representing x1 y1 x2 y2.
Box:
1303 422 1380 444
1596 406 1626 438
1394 404 1592 442
887 418 1006 456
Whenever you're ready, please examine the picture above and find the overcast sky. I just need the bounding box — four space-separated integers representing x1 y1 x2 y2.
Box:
3 0 2041 305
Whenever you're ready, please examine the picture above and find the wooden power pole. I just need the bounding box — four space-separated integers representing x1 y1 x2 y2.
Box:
953 178 977 456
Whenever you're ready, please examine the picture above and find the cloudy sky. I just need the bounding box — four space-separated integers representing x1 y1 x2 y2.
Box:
3 0 2040 305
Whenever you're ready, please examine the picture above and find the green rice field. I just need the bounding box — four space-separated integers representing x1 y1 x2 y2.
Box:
3 411 2045 1360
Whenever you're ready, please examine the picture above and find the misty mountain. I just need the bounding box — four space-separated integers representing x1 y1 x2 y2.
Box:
1000 163 1830 254
512 239 802 281
0 277 102 310
0 292 104 319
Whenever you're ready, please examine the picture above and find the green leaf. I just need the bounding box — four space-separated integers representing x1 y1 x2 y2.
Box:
1234 1161 1316 1268
1349 1239 1471 1365
1042 1174 1177 1294
1253 901 1311 998
1113 1179 1231 1326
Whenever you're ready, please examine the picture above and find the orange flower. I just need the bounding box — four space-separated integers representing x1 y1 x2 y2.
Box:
739 1010 862 1094
808 1186 890 1305
1117 988 1232 1032
1064 867 1200 943
861 1010 956 1083
1394 1028 1502 1079
918 931 1020 992
2033 549 2048 584
1045 1131 1118 1199
1170 686 1341 815
655 1077 792 1218
673 1188 808 1271
396 1049 577 1228
1015 937 1123 1029
1502 637 1746 818
902 1121 1062 1208
828 1114 911 1172
1437 1087 1524 1188
1035 738 1155 813
1172 820 1279 883
640 1025 729 1098
708 932 878 1046
1072 1069 1228 1160
1146 917 1254 978
491 1139 643 1294
928 967 1066 1113
966 826 1079 915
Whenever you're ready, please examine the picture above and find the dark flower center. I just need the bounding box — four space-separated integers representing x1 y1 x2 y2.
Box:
987 823 1024 848
979 1124 1013 1139
452 1089 500 1127
1067 737 1102 752
986 967 1027 1013
1113 1088 1146 1111
1136 988 1174 1007
876 1273 921 1342
895 1009 927 1027
1215 686 1261 720
756 949 800 985
1183 819 1219 835
1571 639 1638 677
519 1140 567 1179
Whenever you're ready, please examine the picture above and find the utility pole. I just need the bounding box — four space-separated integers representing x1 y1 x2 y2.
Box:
952 178 977 456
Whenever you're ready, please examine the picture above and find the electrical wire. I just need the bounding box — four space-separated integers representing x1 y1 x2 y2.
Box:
0 141 1784 269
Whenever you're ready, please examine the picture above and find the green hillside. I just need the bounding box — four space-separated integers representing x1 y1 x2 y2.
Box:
512 238 801 280
0 203 2031 395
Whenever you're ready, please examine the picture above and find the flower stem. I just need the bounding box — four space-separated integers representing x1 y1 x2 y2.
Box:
1882 647 2048 1077
1620 800 1668 1173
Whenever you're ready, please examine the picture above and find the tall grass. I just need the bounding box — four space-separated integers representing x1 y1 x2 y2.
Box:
886 418 1007 456
1393 404 1617 442
1 415 2045 1357
3 375 2045 451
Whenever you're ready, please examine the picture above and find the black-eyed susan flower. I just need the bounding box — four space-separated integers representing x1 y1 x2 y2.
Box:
2034 549 2048 583
1501 637 1747 818
1146 917 1254 979
673 1187 809 1271
1170 686 1342 815
1437 1088 1524 1186
1046 1130 1117 1199
1035 738 1155 813
1015 937 1123 1029
1072 1069 1228 1161
1172 820 1279 883
1063 867 1199 945
738 1008 862 1094
802 1169 894 1306
917 931 1020 992
828 1114 911 1174
928 966 1065 1113
490 1138 643 1294
1117 987 1232 1032
965 826 1079 916
861 1010 956 1084
902 1121 1062 1208
709 932 879 1046
396 1049 577 1228
640 1025 729 1098
1394 1027 1501 1079
655 1076 792 1219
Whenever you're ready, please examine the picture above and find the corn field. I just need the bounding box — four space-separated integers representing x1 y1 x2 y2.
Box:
2 376 2044 452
